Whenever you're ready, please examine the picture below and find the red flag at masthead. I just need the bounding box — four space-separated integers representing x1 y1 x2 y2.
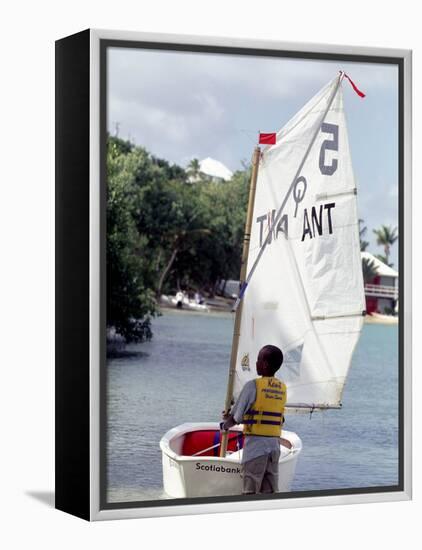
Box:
259 132 277 145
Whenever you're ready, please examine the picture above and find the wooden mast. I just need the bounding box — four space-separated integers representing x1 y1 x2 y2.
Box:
220 145 261 458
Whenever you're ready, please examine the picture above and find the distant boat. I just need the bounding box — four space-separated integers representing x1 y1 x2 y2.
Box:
160 293 210 312
161 72 365 498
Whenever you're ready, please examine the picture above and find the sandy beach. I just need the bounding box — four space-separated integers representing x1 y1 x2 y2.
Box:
364 312 398 325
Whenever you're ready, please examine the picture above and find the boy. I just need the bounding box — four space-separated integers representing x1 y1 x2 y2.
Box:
221 344 286 494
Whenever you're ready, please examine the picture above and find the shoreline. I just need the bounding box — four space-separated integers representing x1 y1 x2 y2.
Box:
364 313 398 325
159 301 399 325
159 295 235 316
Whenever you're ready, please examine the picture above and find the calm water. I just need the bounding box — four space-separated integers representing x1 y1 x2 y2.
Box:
107 310 399 503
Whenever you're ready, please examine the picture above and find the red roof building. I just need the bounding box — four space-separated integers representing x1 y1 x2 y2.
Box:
362 252 399 315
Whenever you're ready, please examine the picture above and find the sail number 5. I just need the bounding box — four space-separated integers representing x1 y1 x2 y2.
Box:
319 123 338 176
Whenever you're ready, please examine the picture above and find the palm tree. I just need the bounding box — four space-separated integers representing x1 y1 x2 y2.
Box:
187 158 201 182
362 256 378 283
358 219 369 251
373 225 398 266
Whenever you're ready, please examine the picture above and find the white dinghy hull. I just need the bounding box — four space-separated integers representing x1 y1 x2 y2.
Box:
160 422 302 498
160 294 210 312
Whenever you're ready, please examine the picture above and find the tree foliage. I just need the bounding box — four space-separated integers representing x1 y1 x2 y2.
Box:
187 158 201 181
373 225 398 267
106 136 248 343
107 138 158 342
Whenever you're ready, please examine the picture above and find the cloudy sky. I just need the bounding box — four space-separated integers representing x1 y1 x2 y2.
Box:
108 46 399 267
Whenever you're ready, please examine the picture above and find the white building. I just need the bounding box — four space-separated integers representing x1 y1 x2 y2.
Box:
188 157 233 183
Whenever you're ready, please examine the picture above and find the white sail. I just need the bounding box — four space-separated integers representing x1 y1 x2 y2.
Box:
234 75 366 409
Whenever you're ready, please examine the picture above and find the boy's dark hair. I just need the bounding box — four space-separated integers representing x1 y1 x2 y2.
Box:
262 345 284 374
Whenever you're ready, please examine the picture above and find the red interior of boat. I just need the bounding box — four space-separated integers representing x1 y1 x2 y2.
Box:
182 430 244 457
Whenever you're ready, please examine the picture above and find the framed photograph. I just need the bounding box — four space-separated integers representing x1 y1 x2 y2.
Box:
55 29 412 521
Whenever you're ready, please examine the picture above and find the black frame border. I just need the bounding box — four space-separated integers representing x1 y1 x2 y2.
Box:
55 29 91 521
99 38 405 511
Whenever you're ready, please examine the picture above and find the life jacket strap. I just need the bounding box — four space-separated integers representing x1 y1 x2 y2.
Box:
245 409 283 418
